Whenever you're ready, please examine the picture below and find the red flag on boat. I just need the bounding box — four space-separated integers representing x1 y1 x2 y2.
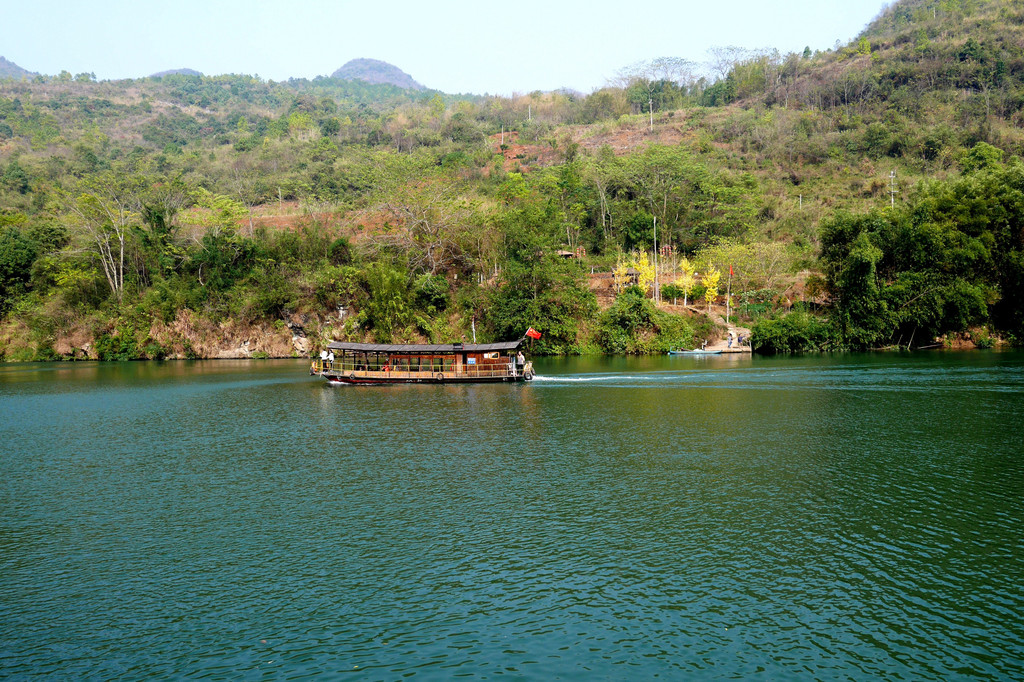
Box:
525 327 542 340
729 264 734 276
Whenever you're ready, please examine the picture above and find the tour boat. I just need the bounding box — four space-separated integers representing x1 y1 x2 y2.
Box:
668 348 723 355
310 340 534 385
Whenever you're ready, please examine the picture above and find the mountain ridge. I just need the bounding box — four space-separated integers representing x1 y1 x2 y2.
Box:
151 68 204 78
331 58 425 91
0 56 36 80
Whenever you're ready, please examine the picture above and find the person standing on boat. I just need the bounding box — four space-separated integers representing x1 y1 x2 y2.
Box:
327 350 334 369
516 350 525 374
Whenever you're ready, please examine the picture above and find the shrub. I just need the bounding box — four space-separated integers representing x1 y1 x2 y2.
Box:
94 331 141 361
143 342 169 360
596 286 709 353
413 273 450 313
750 311 839 353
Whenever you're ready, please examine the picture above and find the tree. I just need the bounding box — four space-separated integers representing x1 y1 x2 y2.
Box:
137 176 190 280
583 146 622 245
361 263 410 342
960 141 1003 173
485 209 596 353
697 239 792 294
617 57 696 125
63 172 148 303
428 93 445 129
189 188 247 237
708 46 752 82
369 153 487 275
2 161 30 194
625 146 690 246
676 257 696 307
228 161 268 236
629 251 656 296
0 226 38 307
703 266 721 312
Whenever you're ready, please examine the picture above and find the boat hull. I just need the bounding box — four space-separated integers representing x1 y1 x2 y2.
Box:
326 373 530 385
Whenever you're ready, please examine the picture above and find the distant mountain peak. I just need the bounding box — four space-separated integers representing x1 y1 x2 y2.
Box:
150 68 203 78
0 56 37 80
331 58 425 90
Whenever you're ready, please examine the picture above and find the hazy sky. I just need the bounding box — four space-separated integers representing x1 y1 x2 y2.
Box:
1 0 892 94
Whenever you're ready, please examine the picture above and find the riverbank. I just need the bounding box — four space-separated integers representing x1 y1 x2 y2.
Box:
0 311 316 362
0 300 1007 363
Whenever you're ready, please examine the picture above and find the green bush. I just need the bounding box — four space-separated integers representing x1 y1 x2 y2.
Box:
94 331 141 361
413 273 450 314
143 342 169 360
328 237 352 265
750 311 839 353
596 286 709 354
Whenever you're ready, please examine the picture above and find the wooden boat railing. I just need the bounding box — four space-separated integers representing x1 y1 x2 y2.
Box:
311 359 532 381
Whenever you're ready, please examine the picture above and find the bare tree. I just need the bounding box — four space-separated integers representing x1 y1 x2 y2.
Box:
376 178 482 275
707 46 751 81
63 172 147 303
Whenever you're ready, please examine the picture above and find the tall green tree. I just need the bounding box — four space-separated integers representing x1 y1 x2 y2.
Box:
485 206 596 352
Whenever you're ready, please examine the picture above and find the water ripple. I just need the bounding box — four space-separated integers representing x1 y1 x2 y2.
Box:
1 355 1023 679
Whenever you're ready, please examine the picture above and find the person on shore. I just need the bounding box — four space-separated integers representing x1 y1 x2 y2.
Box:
728 330 735 348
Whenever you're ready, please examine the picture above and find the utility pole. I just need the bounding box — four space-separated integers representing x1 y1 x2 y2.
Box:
653 216 659 303
528 104 531 121
890 170 898 208
726 266 732 325
649 96 654 131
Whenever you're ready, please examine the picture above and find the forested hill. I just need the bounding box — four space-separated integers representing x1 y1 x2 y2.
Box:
1 0 1023 361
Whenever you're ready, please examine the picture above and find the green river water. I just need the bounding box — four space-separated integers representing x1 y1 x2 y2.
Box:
1 352 1022 680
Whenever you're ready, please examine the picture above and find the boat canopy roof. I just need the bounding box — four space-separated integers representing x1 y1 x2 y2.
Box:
327 340 523 355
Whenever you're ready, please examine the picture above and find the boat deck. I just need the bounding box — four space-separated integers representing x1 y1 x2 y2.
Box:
311 359 532 384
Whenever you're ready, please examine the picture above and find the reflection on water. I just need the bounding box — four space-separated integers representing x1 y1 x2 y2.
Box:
1 353 1022 679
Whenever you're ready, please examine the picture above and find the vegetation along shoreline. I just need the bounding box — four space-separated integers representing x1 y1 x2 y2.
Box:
2 0 1023 361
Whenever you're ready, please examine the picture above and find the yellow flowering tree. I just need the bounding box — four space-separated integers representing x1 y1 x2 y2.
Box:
613 258 631 292
703 265 721 312
631 251 656 295
613 251 656 296
676 257 696 307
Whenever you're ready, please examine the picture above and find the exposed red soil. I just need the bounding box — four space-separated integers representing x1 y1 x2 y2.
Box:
489 116 696 172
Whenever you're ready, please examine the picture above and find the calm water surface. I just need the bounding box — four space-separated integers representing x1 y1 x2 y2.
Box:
1 352 1022 680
